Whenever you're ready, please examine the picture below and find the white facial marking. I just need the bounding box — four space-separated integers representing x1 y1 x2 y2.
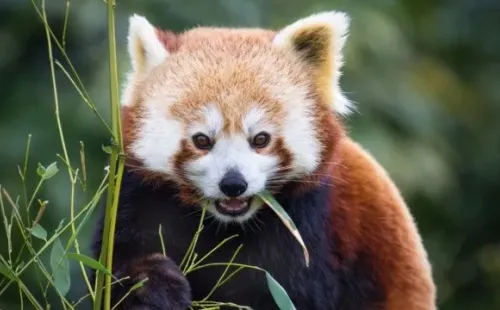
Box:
242 107 266 135
186 135 277 198
184 106 279 222
130 102 183 178
283 88 321 176
188 104 224 137
263 81 321 178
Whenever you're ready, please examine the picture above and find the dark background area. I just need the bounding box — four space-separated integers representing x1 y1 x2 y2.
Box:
0 0 499 309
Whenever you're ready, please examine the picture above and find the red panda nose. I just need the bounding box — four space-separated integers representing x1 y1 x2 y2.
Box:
219 170 248 197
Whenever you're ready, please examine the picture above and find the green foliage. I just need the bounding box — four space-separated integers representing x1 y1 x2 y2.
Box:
67 253 111 276
179 204 297 310
266 272 296 310
30 224 48 241
0 262 15 281
37 162 59 180
50 237 71 297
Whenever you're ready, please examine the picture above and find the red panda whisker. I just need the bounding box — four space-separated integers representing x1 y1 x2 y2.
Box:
266 170 348 185
268 166 295 173
248 219 263 233
321 161 348 169
266 179 336 188
181 208 204 219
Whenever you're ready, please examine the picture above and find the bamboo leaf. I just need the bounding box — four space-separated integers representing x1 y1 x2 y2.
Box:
36 163 46 177
55 218 66 232
0 261 15 281
67 253 112 276
30 223 47 241
50 238 70 296
257 191 310 267
266 271 297 310
101 145 112 154
42 162 59 180
130 278 148 291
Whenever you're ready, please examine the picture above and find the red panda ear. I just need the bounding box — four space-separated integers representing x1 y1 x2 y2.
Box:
273 11 353 115
127 14 168 74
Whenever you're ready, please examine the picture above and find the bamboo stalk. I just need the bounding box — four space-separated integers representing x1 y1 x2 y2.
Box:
94 0 125 309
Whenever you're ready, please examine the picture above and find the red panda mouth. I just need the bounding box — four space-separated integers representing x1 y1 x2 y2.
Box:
215 197 252 216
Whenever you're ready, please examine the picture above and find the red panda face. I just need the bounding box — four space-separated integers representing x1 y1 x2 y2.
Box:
122 12 351 223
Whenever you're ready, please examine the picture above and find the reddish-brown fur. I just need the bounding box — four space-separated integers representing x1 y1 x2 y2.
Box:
122 24 436 309
329 138 436 309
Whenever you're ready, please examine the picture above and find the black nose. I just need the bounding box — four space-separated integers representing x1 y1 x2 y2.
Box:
219 170 248 197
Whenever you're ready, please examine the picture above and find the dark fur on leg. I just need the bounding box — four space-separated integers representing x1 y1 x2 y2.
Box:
111 253 191 310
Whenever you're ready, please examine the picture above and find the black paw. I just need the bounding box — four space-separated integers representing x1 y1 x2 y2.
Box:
114 254 191 310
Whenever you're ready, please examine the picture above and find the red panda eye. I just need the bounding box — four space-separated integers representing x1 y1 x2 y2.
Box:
251 132 270 148
192 133 213 150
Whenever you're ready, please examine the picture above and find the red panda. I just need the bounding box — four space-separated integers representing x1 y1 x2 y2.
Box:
92 11 437 310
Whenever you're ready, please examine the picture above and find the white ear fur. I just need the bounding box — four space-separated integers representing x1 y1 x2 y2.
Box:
121 14 168 106
273 11 353 115
127 14 168 73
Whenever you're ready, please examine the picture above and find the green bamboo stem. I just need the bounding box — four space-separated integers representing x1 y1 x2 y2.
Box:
94 0 125 309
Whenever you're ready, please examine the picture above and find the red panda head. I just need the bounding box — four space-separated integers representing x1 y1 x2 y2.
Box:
122 12 351 223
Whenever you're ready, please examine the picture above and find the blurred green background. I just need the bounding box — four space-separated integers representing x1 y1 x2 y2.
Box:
0 0 499 309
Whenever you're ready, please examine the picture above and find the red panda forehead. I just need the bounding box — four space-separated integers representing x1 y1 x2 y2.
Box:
154 26 312 85
139 28 316 136
169 85 286 136
175 27 277 53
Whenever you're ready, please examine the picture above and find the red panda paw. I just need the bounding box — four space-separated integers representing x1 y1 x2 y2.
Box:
114 253 192 310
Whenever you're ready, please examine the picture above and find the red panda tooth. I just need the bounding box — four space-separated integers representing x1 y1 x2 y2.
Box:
219 199 248 210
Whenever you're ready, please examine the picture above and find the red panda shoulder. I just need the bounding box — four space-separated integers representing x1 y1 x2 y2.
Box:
328 137 437 310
